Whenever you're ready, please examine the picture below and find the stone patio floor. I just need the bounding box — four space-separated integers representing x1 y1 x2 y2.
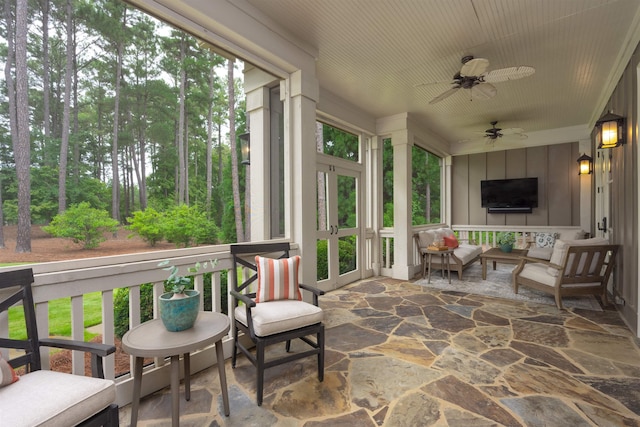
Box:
118 276 640 426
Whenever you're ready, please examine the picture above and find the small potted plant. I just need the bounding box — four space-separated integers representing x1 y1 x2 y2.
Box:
496 232 516 253
157 260 215 332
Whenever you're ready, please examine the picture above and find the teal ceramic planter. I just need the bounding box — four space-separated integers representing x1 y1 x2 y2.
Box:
159 290 200 332
499 243 513 253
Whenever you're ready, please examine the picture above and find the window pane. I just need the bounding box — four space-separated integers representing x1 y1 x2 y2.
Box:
316 122 359 162
412 146 441 225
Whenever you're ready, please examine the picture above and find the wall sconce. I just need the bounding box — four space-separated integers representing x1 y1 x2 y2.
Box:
239 132 250 166
596 111 625 149
577 153 593 175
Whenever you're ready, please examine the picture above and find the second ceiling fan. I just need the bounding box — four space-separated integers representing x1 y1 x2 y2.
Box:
477 121 527 143
428 56 535 104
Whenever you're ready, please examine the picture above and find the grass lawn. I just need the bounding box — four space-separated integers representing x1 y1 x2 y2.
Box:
9 292 103 341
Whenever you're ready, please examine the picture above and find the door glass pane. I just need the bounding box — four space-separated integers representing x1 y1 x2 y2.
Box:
337 174 356 228
317 171 329 231
338 235 357 275
317 239 329 281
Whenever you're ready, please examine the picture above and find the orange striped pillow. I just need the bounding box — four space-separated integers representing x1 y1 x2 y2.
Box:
255 255 302 303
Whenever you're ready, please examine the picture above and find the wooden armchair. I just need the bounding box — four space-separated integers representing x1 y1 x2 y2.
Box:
0 268 119 426
230 243 325 406
513 239 618 309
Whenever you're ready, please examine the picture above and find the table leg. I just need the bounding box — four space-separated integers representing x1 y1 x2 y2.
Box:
482 258 487 280
130 357 143 427
446 253 451 284
184 353 191 401
427 253 433 283
215 339 230 416
171 354 180 427
440 254 445 279
493 260 497 271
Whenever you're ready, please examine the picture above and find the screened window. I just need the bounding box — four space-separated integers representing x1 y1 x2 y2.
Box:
412 145 441 225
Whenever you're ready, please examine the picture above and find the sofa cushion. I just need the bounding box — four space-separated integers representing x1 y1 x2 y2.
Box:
527 247 553 261
547 237 609 277
417 230 436 248
235 299 323 337
453 244 483 264
534 232 559 248
0 370 115 426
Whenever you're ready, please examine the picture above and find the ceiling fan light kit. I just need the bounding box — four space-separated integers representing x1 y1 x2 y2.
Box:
428 56 535 104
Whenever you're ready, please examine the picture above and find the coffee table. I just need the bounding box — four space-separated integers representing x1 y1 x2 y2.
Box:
480 247 528 280
122 311 230 427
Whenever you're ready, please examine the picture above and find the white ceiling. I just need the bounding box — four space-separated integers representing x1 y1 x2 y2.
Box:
241 0 640 154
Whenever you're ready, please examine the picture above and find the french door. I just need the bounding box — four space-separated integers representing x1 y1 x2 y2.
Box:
316 158 362 291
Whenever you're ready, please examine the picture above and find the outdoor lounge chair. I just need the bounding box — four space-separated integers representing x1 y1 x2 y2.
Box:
0 268 119 426
230 242 325 406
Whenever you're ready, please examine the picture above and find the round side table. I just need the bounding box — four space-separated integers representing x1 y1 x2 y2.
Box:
122 311 230 427
424 248 454 284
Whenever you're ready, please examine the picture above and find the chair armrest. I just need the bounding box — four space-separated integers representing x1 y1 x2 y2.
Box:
230 289 256 307
40 337 115 379
299 283 325 306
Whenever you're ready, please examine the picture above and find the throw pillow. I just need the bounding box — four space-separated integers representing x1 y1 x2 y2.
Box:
255 255 302 303
443 235 459 249
0 354 19 388
535 232 558 248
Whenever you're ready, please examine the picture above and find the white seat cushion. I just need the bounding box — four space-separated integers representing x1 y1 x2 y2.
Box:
527 246 553 260
0 370 115 427
235 299 323 337
453 244 483 264
519 263 558 288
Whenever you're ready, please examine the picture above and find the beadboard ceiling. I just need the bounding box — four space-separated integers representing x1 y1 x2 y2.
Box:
240 0 640 154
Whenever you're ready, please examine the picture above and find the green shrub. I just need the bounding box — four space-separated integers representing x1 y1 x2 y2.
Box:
113 284 155 339
126 208 164 246
42 202 119 249
162 204 217 247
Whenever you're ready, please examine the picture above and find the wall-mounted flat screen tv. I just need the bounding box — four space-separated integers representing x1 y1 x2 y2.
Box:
481 177 538 213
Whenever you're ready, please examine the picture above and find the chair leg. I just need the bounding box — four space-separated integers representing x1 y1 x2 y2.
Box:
318 326 325 382
232 325 239 368
256 342 265 406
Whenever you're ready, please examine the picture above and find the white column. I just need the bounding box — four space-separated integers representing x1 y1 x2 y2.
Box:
287 70 319 287
392 129 413 280
245 66 278 241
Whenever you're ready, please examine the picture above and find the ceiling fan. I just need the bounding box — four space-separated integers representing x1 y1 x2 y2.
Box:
427 56 535 104
476 121 527 143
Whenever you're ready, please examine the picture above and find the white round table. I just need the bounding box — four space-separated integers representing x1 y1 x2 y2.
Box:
122 311 230 426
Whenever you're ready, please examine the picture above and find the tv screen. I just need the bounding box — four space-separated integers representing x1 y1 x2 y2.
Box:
481 178 538 213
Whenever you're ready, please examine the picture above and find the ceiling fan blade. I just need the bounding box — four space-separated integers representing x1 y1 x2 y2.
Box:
460 57 489 77
482 66 535 83
499 127 525 135
471 83 497 100
429 86 460 104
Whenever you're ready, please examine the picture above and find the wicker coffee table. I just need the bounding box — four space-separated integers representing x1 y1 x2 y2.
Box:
480 247 528 280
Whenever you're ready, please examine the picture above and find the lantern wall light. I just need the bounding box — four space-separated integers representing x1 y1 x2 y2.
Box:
577 153 593 175
596 111 625 149
239 132 250 166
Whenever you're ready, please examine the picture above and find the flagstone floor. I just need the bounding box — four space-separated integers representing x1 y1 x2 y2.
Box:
118 276 640 426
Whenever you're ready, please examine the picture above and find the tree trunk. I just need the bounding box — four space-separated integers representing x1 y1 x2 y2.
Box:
58 0 73 214
177 35 187 204
111 8 127 223
206 65 214 216
14 0 32 252
41 0 51 155
228 60 244 242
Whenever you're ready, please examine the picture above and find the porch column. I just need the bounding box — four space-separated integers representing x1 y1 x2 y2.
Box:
392 129 413 280
244 66 279 241
286 70 319 287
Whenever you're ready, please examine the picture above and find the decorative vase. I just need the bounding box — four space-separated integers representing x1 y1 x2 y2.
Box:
159 290 200 332
499 243 513 253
